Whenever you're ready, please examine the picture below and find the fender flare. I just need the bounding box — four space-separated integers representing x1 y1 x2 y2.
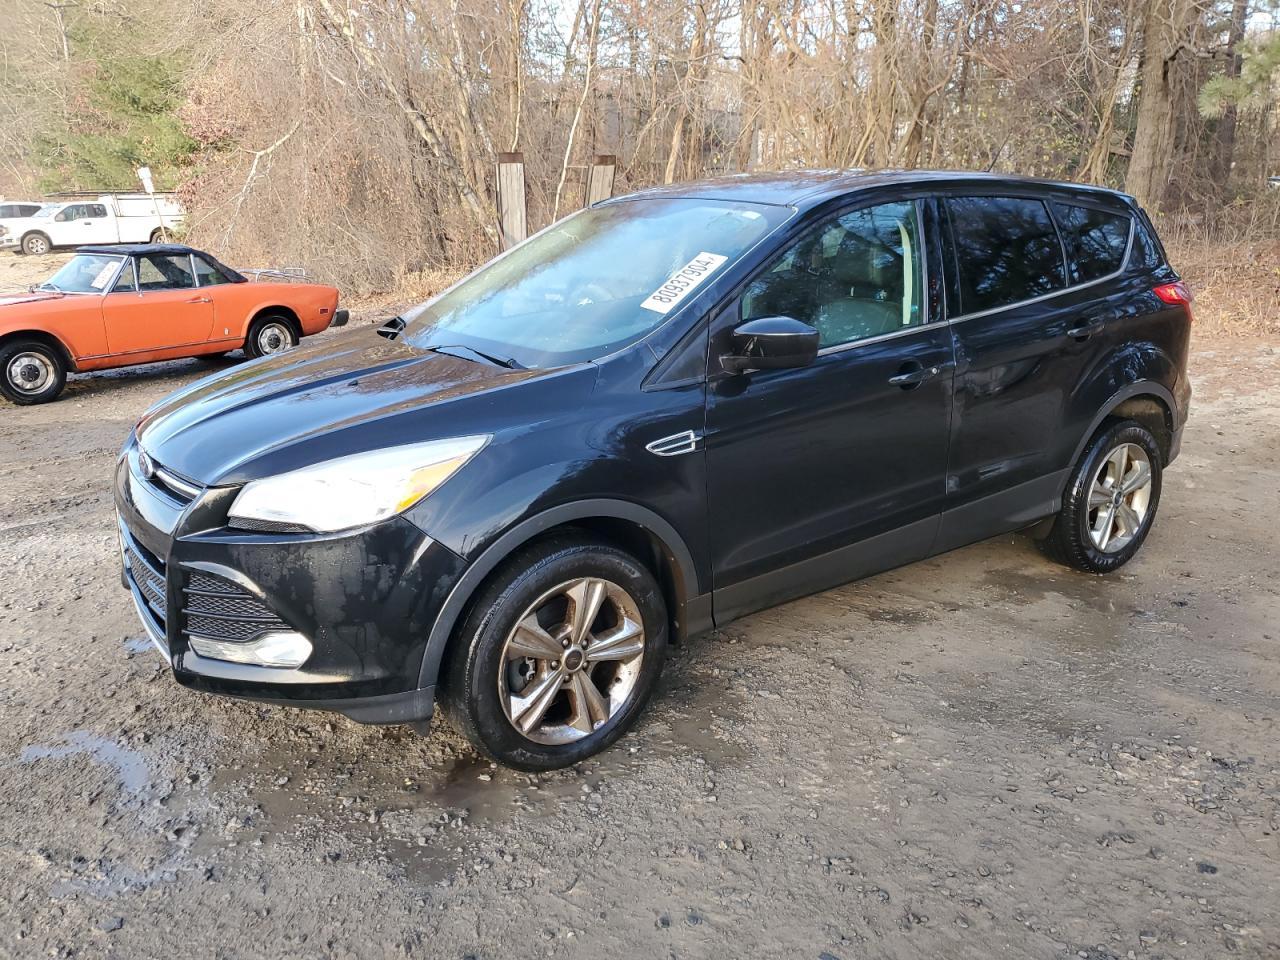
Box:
416 498 699 688
1061 379 1178 489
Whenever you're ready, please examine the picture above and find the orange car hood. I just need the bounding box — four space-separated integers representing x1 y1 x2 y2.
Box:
0 291 65 307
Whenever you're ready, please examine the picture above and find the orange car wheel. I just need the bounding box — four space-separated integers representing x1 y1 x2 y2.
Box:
246 315 299 359
1 339 67 405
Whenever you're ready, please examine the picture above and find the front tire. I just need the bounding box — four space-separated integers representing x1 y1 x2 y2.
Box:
1039 419 1163 573
21 233 50 256
0 339 67 405
245 315 298 359
441 536 668 770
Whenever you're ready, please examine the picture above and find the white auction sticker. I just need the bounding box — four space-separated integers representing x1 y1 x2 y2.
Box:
90 264 117 290
640 252 729 314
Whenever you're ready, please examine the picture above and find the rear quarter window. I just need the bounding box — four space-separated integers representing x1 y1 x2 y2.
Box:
946 196 1066 315
1053 202 1132 283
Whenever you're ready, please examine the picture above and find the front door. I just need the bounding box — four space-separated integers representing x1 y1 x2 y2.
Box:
103 253 214 355
705 198 954 623
48 203 113 246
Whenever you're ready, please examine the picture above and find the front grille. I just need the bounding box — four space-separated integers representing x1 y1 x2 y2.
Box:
123 536 167 630
181 570 290 645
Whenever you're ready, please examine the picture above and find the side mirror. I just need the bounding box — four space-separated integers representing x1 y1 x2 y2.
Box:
722 316 820 373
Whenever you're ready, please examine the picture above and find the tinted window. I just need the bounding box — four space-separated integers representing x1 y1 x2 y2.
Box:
1130 214 1166 271
0 205 15 218
86 204 108 218
947 197 1065 314
1054 203 1130 283
20 204 40 217
137 254 195 290
194 255 236 286
743 200 925 349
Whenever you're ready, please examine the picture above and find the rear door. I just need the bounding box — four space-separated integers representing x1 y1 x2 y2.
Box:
102 253 215 355
705 197 954 621
936 193 1129 550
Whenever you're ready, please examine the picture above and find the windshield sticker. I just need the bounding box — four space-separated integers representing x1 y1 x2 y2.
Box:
640 252 729 314
90 264 117 290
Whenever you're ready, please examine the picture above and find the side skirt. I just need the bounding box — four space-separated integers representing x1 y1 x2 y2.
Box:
712 516 939 627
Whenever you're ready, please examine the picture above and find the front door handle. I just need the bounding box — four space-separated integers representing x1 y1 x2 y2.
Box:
185 296 212 304
889 363 944 389
1067 319 1106 340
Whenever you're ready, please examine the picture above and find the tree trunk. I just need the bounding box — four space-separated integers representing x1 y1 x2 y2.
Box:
1208 0 1247 190
1125 0 1201 212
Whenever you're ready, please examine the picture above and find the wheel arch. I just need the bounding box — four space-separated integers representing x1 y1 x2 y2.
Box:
1063 381 1177 485
247 305 301 339
417 499 705 690
0 329 77 373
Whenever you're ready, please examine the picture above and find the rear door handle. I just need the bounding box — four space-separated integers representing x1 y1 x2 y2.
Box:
1067 319 1106 340
889 363 944 388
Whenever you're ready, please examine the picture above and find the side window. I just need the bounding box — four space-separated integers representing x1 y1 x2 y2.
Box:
137 254 196 290
0 205 13 218
946 196 1065 314
1129 214 1166 271
20 205 41 217
742 200 924 350
86 204 108 218
112 259 138 293
1053 203 1131 283
193 255 235 286
54 206 78 222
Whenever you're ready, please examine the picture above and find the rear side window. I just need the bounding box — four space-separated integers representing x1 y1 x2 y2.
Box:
946 197 1065 315
137 254 195 290
1129 213 1166 271
194 255 236 286
1053 203 1131 283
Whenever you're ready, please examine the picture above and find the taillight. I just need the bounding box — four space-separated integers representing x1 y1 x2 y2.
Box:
1153 281 1192 306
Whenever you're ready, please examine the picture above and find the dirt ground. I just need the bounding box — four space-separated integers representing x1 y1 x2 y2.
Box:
1 248 1279 960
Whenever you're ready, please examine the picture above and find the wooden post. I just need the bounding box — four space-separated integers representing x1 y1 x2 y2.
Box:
585 155 617 207
496 152 527 251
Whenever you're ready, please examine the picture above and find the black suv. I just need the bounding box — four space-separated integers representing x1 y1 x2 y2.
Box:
115 171 1191 769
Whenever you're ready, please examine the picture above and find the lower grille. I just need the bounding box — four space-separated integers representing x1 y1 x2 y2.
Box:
123 537 167 630
182 570 290 645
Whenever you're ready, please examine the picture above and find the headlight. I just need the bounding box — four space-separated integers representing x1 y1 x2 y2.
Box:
228 436 489 534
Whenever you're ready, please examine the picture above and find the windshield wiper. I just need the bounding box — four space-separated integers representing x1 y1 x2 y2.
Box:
425 344 524 370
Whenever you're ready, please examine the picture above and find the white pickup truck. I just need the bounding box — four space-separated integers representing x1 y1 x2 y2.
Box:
0 194 186 255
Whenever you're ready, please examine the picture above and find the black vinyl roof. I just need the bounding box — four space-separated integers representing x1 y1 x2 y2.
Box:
77 242 201 257
75 243 247 282
605 169 1135 211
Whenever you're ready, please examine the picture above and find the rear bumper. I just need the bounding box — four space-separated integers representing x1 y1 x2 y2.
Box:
114 434 467 724
329 308 349 328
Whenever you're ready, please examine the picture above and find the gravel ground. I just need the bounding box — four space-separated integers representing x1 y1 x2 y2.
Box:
0 248 1278 958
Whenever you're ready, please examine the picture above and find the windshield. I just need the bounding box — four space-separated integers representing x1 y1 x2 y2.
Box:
33 206 55 219
37 253 125 294
400 198 791 367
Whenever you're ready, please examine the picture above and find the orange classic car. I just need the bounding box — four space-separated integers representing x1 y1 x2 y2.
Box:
0 243 347 404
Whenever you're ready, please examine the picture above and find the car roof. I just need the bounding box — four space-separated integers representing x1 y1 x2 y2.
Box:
77 243 202 257
604 169 1134 211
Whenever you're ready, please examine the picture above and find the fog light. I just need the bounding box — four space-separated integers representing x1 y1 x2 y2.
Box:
189 631 313 669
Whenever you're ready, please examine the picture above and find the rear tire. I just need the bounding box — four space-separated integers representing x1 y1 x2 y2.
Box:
149 229 165 244
245 315 298 359
1038 418 1163 573
1 339 67 405
21 233 50 256
441 536 668 771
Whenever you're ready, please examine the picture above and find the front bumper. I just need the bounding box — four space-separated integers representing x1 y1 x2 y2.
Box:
114 436 467 724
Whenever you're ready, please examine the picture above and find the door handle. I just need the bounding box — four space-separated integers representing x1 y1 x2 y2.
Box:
185 296 212 304
1067 319 1106 340
888 363 944 389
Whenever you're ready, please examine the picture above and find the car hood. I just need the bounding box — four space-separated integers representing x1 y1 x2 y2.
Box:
0 291 63 307
137 329 590 485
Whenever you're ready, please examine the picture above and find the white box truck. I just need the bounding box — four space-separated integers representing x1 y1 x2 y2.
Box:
0 194 185 255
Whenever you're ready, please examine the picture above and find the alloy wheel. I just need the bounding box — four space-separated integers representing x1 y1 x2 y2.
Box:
1086 442 1153 553
498 577 645 745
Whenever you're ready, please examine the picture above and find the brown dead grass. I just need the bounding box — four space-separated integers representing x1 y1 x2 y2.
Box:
1165 236 1280 338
